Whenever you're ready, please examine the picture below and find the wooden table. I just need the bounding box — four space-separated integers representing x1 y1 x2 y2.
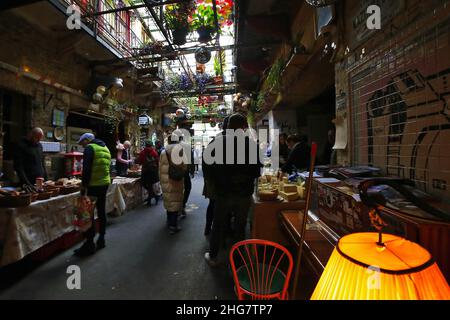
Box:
279 210 336 278
279 210 338 299
251 194 305 246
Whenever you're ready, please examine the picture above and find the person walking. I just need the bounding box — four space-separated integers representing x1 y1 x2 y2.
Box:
181 143 195 219
159 131 187 234
74 133 111 257
202 116 229 236
116 141 132 176
204 114 262 266
136 140 160 206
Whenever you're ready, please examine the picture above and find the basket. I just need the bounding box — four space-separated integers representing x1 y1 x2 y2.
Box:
31 193 39 202
45 186 60 197
37 191 53 201
61 186 80 195
0 194 32 208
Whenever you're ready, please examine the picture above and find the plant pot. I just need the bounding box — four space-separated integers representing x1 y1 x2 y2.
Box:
213 76 224 85
172 28 189 46
197 27 213 43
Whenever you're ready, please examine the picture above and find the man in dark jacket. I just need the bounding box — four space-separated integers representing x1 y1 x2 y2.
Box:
204 114 262 267
14 127 47 188
281 134 311 174
74 133 111 257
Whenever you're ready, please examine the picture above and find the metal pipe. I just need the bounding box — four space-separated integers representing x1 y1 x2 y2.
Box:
81 0 189 17
0 60 87 98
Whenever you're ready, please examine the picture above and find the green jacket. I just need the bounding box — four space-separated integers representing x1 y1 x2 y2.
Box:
84 142 111 187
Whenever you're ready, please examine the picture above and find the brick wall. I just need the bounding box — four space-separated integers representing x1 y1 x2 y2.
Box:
0 10 144 180
336 1 450 200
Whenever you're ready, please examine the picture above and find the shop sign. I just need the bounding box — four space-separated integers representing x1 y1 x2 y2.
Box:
138 114 152 126
351 0 405 48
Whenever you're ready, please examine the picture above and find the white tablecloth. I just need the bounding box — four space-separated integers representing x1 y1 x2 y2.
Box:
0 193 79 267
0 177 145 267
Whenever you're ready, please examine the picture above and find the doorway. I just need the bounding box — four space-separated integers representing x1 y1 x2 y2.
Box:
0 89 32 181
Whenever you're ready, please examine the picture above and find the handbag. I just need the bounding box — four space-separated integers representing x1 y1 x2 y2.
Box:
153 181 163 196
73 196 96 232
166 148 185 181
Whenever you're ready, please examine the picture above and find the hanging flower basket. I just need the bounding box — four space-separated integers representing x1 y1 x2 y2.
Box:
196 26 214 43
172 27 189 46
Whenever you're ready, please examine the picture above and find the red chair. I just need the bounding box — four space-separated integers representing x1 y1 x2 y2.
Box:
229 239 294 300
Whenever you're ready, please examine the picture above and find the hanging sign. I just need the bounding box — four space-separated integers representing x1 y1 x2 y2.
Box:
138 114 152 126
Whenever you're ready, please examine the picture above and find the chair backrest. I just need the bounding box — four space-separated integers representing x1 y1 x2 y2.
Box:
229 239 294 300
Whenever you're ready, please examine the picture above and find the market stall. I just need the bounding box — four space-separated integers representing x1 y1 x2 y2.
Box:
252 173 306 246
107 176 146 217
0 176 145 267
0 192 79 267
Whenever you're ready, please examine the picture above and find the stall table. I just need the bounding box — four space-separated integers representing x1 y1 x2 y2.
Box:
0 193 79 267
251 194 305 246
106 177 145 217
0 177 145 267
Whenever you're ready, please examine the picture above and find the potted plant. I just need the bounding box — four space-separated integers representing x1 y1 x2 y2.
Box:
165 2 195 46
213 51 225 84
191 3 216 43
190 0 234 43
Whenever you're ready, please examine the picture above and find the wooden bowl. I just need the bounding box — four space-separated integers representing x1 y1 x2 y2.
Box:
0 194 32 207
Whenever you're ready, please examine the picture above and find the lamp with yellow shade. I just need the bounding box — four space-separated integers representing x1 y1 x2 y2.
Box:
311 232 450 300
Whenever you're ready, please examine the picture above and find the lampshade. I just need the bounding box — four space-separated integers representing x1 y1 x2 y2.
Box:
311 233 450 300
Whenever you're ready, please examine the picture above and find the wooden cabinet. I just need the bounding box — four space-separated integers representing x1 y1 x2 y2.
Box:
251 194 305 246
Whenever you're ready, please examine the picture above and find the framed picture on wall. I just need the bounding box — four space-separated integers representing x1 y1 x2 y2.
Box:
52 109 65 127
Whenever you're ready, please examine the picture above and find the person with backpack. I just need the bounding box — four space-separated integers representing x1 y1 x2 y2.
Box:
136 140 160 206
159 131 187 234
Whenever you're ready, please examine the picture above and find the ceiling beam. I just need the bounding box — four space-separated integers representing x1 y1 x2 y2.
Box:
0 0 42 11
81 0 189 18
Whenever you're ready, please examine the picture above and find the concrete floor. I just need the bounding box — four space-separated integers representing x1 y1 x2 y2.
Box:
0 173 236 300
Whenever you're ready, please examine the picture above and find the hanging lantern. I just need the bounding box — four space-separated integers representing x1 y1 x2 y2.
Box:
195 47 212 64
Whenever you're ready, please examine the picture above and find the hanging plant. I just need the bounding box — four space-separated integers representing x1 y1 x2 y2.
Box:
256 91 266 110
190 0 233 43
195 73 212 93
266 58 284 92
179 73 194 90
164 1 196 45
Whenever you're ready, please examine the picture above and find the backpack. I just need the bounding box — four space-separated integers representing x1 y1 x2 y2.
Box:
142 151 157 172
166 149 185 181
